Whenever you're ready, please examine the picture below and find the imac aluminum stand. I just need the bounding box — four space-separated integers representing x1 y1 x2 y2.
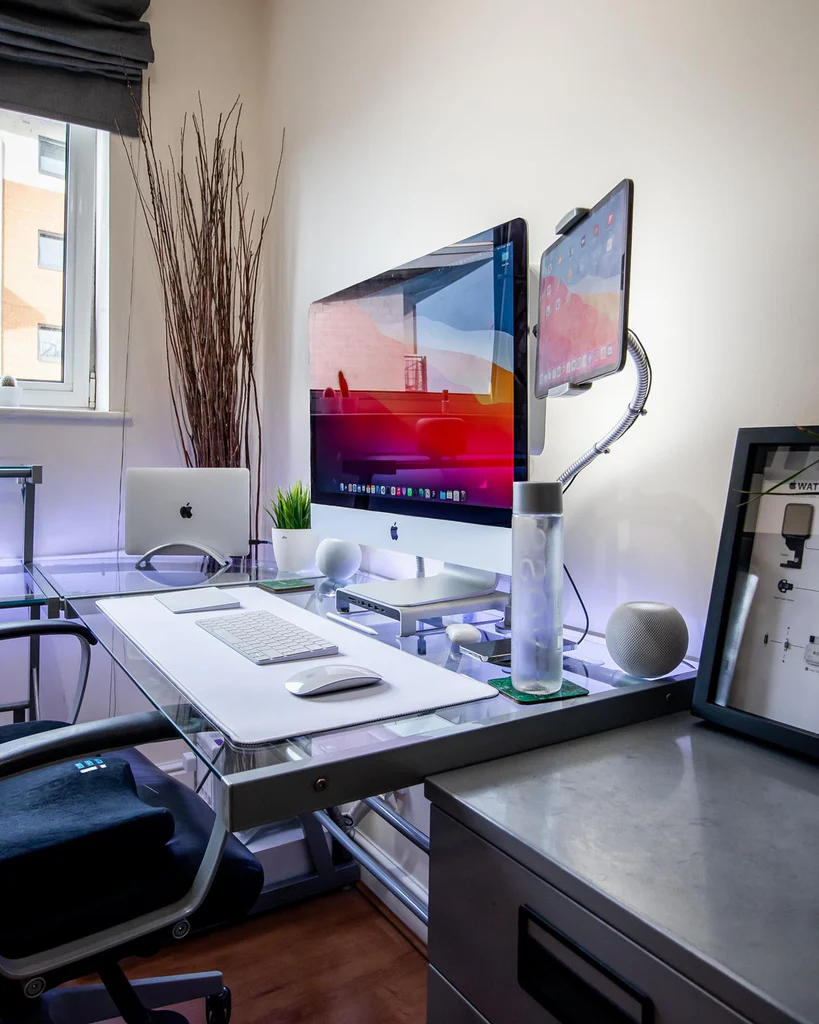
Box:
336 564 508 637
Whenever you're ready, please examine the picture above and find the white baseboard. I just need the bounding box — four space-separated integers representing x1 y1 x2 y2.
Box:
352 829 429 945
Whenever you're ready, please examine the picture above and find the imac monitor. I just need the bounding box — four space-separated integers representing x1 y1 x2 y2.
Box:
535 179 633 396
308 219 528 588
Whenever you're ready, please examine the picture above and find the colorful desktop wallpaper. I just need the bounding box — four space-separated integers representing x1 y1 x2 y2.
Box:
309 233 517 511
536 186 628 391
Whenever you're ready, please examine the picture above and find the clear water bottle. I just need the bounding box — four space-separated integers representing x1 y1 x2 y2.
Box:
511 481 564 693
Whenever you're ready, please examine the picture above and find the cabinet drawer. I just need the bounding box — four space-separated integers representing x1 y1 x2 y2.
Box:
428 808 749 1024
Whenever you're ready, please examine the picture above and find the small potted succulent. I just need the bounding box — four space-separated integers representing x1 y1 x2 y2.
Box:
0 375 22 407
266 481 318 573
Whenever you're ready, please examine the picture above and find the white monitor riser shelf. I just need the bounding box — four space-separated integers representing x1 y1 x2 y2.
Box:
335 580 510 639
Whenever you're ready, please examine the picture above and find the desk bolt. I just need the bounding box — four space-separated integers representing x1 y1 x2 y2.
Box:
24 978 45 999
314 777 328 792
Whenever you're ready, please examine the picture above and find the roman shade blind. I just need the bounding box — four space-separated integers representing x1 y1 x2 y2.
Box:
0 0 153 134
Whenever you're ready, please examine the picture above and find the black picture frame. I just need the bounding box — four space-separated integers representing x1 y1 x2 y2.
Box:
693 425 819 760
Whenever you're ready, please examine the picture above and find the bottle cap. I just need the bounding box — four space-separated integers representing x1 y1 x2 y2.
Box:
513 481 563 516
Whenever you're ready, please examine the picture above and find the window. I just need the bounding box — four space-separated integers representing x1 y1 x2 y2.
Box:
38 135 66 179
37 325 62 363
0 108 107 406
38 230 64 271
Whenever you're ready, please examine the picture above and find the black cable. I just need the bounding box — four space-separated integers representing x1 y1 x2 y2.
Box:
116 139 140 556
108 139 141 719
563 563 589 645
559 334 652 641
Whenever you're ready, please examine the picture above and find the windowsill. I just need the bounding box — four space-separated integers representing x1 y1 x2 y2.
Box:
0 406 131 424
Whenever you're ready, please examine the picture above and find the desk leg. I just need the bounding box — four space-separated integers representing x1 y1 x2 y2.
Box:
28 604 40 723
12 605 41 724
300 810 340 877
22 479 35 567
247 813 360 916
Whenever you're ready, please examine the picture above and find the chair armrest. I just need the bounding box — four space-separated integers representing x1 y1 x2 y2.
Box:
0 620 98 724
0 711 179 781
0 620 98 645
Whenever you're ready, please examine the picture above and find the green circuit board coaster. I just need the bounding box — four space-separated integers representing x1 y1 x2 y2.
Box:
487 676 589 704
257 577 322 593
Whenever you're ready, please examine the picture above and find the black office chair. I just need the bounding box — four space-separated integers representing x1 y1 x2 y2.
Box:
0 620 264 1024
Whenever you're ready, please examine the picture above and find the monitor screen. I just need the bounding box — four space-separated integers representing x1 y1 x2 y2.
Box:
309 220 528 527
535 179 633 395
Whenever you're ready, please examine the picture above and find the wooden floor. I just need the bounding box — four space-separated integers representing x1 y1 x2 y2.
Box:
104 888 428 1024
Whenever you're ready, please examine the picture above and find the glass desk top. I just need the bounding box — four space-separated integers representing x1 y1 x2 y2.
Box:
71 577 698 831
33 546 296 603
0 561 46 609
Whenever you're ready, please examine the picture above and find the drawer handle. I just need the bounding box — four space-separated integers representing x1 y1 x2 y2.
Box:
518 906 654 1024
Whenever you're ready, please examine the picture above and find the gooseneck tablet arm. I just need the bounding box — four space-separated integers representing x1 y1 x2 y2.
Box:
557 329 651 490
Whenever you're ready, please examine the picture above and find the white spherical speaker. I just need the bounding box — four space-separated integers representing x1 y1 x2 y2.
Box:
316 538 362 582
605 602 689 679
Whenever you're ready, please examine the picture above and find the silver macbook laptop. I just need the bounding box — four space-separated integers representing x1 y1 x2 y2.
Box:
124 468 250 561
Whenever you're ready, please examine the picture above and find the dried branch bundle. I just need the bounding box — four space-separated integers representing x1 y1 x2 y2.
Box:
125 87 284 538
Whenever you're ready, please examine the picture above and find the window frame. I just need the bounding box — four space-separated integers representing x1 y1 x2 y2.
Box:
10 123 103 409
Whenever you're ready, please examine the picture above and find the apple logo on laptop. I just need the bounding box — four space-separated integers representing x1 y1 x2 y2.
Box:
390 522 398 541
180 503 193 520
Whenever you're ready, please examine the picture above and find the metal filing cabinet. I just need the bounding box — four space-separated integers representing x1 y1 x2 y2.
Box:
427 809 749 1024
426 714 819 1024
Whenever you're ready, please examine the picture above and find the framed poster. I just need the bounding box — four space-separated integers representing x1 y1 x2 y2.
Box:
694 425 819 759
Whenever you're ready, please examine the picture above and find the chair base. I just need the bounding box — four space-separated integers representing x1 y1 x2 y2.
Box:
28 971 226 1024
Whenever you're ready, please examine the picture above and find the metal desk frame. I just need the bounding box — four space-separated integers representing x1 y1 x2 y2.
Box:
218 674 693 830
0 464 41 567
1 465 48 722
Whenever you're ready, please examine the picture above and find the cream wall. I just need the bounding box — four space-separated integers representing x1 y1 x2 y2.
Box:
266 0 819 651
264 0 819 935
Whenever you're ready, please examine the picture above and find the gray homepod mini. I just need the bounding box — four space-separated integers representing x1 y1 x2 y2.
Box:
605 601 689 679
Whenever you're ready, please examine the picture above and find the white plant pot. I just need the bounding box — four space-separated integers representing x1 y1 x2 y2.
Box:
271 528 318 574
0 387 22 407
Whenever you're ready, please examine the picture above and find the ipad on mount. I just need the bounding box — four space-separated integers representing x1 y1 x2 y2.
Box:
535 179 633 398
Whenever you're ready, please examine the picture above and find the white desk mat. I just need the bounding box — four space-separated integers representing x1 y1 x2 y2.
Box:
96 586 496 746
